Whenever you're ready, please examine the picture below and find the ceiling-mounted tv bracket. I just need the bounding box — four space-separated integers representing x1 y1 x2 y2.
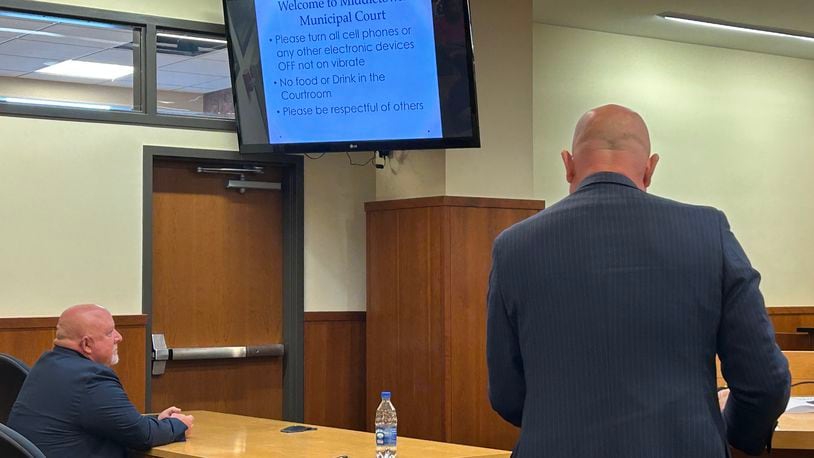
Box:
375 150 391 170
196 165 281 194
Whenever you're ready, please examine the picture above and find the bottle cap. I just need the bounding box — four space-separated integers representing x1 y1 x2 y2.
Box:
381 391 391 400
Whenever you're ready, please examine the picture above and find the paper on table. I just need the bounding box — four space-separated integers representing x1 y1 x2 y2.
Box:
785 397 814 413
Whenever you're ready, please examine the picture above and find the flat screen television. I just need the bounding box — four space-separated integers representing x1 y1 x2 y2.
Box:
223 0 480 154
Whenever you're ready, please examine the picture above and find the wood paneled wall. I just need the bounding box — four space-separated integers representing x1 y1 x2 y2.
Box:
0 315 147 411
366 196 545 451
1 311 368 427
304 312 366 431
768 307 814 333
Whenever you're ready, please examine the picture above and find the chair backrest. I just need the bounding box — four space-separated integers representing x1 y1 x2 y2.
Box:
0 354 30 424
0 423 45 458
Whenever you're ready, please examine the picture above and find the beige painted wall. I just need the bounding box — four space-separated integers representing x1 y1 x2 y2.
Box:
534 24 814 305
374 0 534 200
375 149 446 200
0 116 235 316
304 153 375 312
445 0 533 198
0 0 375 316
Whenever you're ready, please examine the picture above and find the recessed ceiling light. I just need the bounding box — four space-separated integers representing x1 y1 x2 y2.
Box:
659 13 814 43
0 27 61 37
157 32 227 45
1 97 112 110
35 60 133 80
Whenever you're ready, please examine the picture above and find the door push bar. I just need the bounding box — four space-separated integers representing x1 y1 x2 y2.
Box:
151 334 284 376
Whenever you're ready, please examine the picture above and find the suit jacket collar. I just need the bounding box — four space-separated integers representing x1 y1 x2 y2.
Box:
576 172 639 191
53 344 91 360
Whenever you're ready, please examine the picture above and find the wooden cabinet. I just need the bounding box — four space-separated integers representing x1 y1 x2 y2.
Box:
365 196 544 450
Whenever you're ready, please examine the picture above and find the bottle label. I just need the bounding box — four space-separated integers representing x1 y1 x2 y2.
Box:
375 426 397 447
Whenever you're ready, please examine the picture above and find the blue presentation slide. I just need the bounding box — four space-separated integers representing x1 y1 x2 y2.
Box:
255 0 443 144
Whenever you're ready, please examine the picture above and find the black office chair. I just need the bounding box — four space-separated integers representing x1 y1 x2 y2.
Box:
0 423 45 458
0 354 30 424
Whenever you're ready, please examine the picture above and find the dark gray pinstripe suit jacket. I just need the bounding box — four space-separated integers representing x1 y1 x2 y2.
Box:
487 172 790 457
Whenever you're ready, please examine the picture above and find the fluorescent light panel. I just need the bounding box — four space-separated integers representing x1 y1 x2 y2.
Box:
157 32 227 44
2 97 111 110
660 13 814 43
0 27 61 37
36 60 133 80
0 10 125 30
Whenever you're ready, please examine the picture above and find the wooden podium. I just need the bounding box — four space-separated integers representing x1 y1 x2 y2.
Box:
365 196 545 450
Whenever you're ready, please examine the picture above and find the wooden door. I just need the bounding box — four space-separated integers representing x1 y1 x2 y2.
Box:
150 159 283 418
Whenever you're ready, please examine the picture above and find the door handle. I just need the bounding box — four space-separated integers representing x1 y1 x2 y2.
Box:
151 334 284 376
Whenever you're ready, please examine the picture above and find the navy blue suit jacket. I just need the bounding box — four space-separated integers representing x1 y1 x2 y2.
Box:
487 172 790 457
8 346 186 457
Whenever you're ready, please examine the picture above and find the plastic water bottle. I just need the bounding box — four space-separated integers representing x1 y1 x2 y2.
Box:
375 391 397 458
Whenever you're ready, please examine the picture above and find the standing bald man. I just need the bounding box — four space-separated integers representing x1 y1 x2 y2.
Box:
486 105 790 457
8 304 193 457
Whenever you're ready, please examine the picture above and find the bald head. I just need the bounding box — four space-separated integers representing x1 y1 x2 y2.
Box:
561 104 659 193
55 304 122 366
572 104 650 155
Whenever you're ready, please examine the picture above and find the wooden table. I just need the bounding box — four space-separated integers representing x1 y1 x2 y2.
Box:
774 412 814 450
137 411 511 458
728 412 814 457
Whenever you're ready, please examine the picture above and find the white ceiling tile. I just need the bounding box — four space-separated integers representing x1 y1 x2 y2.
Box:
0 31 23 42
189 77 232 91
20 33 121 49
200 48 229 62
22 71 109 85
157 83 186 91
166 86 210 94
0 53 49 72
42 23 133 44
100 78 135 88
161 57 230 77
157 70 222 87
0 16 56 32
157 52 193 67
0 39 99 60
0 69 24 77
80 48 135 66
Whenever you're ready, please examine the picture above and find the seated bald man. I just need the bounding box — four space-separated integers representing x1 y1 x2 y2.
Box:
8 304 193 457
487 104 790 457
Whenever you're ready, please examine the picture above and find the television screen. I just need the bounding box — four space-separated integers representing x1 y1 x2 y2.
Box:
223 0 480 154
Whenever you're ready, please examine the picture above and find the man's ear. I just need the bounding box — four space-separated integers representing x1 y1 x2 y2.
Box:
643 153 659 189
561 150 575 184
79 336 93 355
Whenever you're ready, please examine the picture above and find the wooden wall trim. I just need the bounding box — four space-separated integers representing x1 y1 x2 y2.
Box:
302 307 812 321
768 306 814 316
767 306 814 337
0 314 147 329
365 196 546 212
304 312 365 322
